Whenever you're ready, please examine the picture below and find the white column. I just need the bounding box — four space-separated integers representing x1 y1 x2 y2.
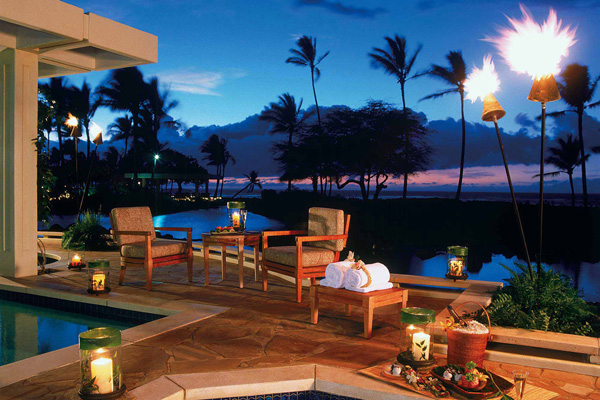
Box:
0 48 38 277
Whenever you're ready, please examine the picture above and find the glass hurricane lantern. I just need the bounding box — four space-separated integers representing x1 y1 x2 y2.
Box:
397 307 436 369
78 327 125 399
446 245 468 280
87 259 111 294
227 201 247 231
67 248 87 270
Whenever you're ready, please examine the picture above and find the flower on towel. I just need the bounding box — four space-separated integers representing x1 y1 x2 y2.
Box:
344 251 355 262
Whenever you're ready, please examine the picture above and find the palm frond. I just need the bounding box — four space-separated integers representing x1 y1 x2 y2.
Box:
420 89 457 101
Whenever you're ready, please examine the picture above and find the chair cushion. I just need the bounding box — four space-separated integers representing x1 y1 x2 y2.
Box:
110 206 156 245
307 207 345 252
121 239 188 259
264 246 335 267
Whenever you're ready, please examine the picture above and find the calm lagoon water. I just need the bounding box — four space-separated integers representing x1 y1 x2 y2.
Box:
0 300 132 365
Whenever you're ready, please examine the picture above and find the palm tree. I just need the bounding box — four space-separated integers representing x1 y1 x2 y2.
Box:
259 93 313 190
421 51 467 200
70 81 99 158
40 77 71 165
200 134 236 197
107 116 133 157
286 35 329 126
547 64 600 207
538 135 587 207
96 67 148 180
232 171 262 198
369 35 423 199
141 77 180 150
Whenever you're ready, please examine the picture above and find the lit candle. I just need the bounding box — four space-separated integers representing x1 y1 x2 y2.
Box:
232 212 240 228
412 331 430 361
90 356 113 394
72 254 81 266
92 273 105 291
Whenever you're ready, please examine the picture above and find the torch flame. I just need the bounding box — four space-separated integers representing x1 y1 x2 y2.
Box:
487 5 576 80
465 55 500 103
65 113 78 128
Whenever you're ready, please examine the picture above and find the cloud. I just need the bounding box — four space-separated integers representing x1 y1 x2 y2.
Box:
415 0 600 11
156 68 247 96
514 113 540 136
296 0 387 18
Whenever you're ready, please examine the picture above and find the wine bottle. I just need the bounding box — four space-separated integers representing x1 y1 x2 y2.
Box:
447 305 468 326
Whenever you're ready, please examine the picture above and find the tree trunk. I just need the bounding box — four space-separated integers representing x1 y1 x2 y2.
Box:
57 124 64 166
577 109 588 207
312 174 318 193
220 164 226 197
85 120 91 159
311 67 321 126
401 82 409 199
213 165 220 197
569 172 575 207
456 91 466 200
132 113 139 181
288 132 293 191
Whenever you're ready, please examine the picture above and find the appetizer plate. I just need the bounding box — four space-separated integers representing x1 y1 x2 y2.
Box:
431 365 514 400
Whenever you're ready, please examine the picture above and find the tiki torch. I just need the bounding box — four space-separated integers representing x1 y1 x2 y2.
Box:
465 55 533 278
488 6 576 274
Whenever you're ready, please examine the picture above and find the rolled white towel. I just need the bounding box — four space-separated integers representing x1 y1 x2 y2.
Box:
320 261 354 288
344 262 390 290
346 282 394 293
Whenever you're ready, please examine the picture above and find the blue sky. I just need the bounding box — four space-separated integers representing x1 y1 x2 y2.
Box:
58 0 600 191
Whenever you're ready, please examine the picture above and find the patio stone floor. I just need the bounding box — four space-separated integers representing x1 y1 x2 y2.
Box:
0 244 599 399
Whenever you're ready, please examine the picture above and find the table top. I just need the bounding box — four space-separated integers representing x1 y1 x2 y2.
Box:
314 283 407 298
201 231 261 243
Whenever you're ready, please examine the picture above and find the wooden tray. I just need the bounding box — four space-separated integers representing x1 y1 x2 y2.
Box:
431 365 511 400
360 363 446 399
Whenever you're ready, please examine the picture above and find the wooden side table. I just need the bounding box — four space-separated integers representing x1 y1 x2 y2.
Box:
310 283 408 339
201 232 261 288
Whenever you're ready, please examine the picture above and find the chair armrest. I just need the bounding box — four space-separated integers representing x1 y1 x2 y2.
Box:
296 234 348 244
155 227 192 232
262 230 307 238
110 230 152 237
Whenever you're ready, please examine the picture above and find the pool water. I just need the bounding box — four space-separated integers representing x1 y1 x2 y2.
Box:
0 300 133 366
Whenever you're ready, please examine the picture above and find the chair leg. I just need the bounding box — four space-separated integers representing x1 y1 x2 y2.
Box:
119 266 126 285
187 255 193 283
295 277 302 303
145 259 153 290
262 262 268 292
310 277 316 285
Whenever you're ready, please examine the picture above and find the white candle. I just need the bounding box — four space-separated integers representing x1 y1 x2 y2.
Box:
412 331 431 361
90 356 113 394
232 212 240 228
72 254 81 266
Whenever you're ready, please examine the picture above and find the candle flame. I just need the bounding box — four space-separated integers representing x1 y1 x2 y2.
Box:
487 5 576 80
465 55 500 103
65 113 79 128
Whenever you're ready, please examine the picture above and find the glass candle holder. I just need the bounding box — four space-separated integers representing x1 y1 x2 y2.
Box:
227 201 247 231
397 307 436 369
78 327 125 399
68 249 87 270
446 246 468 280
87 260 111 294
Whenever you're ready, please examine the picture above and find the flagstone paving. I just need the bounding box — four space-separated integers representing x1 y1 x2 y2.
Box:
0 245 599 399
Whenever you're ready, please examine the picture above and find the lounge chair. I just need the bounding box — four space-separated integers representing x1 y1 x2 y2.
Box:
262 207 350 302
109 206 193 290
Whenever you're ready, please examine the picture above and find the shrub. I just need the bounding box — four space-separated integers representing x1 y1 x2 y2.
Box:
484 263 597 336
61 212 110 251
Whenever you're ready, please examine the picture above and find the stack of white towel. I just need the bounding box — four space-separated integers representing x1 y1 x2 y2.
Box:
319 261 393 293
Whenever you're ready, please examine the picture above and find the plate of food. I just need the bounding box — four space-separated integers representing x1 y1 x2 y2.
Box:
430 362 514 400
210 226 238 235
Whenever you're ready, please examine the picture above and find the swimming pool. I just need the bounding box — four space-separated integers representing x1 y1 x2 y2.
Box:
0 292 161 366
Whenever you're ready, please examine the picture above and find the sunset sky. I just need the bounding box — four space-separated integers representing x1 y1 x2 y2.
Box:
58 0 600 192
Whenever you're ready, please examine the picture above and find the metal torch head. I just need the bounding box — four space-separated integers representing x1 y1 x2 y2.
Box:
482 93 506 122
527 74 561 103
92 131 103 145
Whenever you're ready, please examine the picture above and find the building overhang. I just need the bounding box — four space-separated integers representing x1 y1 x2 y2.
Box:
0 0 158 78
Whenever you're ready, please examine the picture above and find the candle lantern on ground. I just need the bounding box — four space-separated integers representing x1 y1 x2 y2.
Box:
446 246 468 280
227 201 247 232
87 260 111 294
78 327 125 399
397 307 436 369
68 249 87 270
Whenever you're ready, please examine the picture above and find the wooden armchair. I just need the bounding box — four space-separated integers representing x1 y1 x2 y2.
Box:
262 207 351 302
109 206 193 290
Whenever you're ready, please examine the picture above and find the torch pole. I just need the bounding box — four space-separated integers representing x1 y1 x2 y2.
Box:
493 116 533 278
77 143 97 222
538 102 546 276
